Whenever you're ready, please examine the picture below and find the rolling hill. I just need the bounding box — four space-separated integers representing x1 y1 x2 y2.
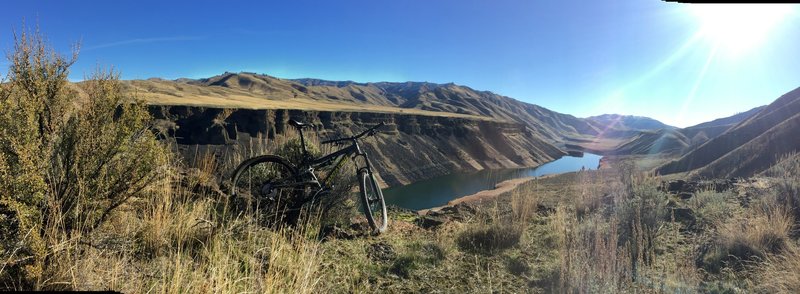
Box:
613 129 691 155
128 72 610 144
678 105 766 146
657 87 800 178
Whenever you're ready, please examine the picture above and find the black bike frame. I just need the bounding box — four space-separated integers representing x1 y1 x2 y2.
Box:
251 122 381 208
287 121 381 197
305 139 371 188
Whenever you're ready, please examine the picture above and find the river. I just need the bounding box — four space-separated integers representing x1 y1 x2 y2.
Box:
382 153 602 210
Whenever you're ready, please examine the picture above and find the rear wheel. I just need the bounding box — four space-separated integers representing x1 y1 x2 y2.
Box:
230 155 300 222
359 168 388 233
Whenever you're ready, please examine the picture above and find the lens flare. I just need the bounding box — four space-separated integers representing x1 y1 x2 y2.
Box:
689 4 795 56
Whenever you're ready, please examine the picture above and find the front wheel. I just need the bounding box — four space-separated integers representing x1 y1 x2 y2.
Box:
359 169 388 233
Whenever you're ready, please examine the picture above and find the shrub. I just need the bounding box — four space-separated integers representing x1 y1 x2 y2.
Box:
764 152 800 223
0 28 167 288
616 172 665 281
700 205 793 273
274 137 322 167
690 190 738 229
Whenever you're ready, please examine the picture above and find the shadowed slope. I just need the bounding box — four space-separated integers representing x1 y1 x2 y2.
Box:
657 87 800 178
679 105 766 146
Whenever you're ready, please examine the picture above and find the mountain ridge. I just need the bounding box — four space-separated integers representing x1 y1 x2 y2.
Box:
129 72 774 163
129 72 609 145
657 87 800 178
586 114 676 131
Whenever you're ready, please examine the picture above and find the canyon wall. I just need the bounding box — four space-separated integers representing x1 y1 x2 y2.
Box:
149 106 566 187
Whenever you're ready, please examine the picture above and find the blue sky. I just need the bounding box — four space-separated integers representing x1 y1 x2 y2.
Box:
2 1 799 127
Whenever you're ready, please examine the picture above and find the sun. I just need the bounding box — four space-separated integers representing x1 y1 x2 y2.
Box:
689 4 795 56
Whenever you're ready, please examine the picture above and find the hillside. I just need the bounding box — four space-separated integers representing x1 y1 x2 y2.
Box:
657 87 800 178
613 129 690 155
128 73 604 142
130 73 628 186
134 72 773 177
678 105 766 146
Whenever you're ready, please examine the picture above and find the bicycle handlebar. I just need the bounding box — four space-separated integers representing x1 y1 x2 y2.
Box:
321 122 386 145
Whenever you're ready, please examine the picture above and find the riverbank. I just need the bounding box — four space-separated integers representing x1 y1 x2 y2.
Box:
385 153 603 210
417 173 563 215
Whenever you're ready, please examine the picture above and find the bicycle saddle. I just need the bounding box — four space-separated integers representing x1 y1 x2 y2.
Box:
288 119 310 128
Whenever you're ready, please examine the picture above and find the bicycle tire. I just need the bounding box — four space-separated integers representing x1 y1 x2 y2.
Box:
230 155 299 216
358 168 388 233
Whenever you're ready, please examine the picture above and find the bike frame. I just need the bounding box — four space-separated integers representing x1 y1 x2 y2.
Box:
294 128 375 199
232 121 384 215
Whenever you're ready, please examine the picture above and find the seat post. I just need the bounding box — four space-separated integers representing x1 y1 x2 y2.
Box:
298 127 308 160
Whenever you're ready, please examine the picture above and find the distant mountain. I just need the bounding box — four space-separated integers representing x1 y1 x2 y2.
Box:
586 114 675 131
657 87 800 178
588 106 769 156
166 72 608 143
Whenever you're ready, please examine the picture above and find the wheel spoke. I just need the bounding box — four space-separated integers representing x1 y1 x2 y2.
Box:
231 156 299 220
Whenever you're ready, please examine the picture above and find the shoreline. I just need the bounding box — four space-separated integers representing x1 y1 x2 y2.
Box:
417 173 562 215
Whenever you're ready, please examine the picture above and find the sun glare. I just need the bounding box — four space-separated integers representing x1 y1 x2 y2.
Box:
689 4 795 56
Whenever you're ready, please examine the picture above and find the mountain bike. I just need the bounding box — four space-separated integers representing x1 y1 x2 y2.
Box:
230 120 389 233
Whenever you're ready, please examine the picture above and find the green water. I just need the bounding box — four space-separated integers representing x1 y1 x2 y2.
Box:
382 153 602 210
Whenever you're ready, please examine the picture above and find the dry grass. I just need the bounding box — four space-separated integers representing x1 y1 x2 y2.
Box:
510 180 540 224
553 191 632 292
755 246 800 293
44 151 326 293
125 79 492 121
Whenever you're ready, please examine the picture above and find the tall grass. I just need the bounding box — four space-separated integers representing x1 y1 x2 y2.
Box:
551 161 689 292
0 27 325 292
748 152 800 293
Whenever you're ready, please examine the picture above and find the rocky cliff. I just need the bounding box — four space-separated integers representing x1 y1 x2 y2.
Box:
149 105 566 187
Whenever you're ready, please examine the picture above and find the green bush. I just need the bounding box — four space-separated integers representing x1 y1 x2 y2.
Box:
0 28 167 288
274 137 321 167
690 190 738 229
